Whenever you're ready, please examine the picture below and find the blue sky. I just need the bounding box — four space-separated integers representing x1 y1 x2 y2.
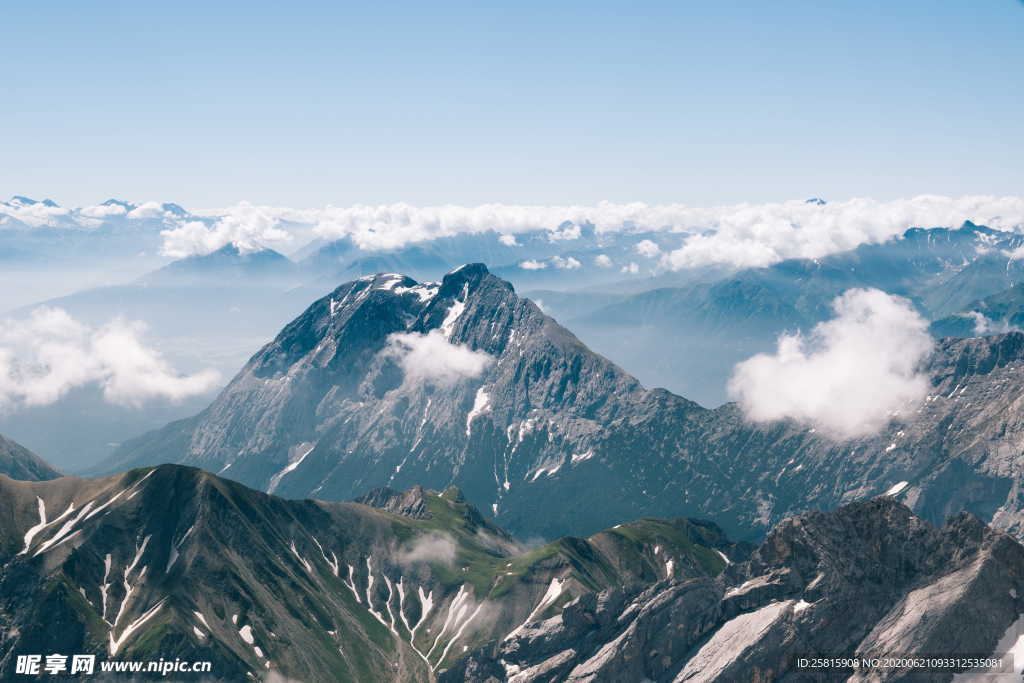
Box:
3 1 1022 208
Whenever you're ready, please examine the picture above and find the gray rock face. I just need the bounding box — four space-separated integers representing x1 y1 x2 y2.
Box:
452 498 1024 683
103 264 1024 545
0 433 60 481
356 485 433 520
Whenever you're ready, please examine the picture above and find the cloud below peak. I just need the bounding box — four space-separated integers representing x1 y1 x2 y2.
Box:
727 289 934 439
0 308 221 410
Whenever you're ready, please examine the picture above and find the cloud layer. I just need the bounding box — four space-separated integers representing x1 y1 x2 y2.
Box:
383 330 492 387
8 195 1024 266
0 308 221 410
727 289 934 439
159 202 296 258
184 195 1024 261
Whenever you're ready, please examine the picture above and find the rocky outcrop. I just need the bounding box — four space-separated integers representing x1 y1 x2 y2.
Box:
451 498 1024 682
356 485 432 519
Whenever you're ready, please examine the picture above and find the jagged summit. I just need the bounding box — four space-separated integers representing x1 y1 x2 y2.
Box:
101 198 135 209
356 485 432 519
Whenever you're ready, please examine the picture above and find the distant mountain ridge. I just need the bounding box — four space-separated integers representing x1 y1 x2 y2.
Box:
143 243 297 284
568 221 1024 405
0 433 60 481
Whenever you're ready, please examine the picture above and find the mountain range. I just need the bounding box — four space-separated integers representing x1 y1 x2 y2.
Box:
2 463 1022 681
0 464 737 680
7 243 1024 679
99 264 1024 549
10 208 1024 472
562 221 1024 405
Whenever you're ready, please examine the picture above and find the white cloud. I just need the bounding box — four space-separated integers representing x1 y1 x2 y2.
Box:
594 254 613 268
519 259 547 270
1003 245 1024 260
293 196 1024 258
548 223 582 241
552 256 581 270
499 234 519 247
7 195 1024 265
126 201 165 220
965 311 1019 336
396 532 458 568
79 203 128 219
0 201 72 228
635 239 661 258
159 202 294 258
383 330 492 386
727 289 934 439
0 307 221 410
621 262 640 274
659 196 1024 270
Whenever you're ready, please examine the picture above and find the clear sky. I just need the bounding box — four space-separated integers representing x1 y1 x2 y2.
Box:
3 1 1022 209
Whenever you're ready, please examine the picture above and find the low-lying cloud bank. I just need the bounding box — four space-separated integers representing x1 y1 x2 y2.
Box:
171 195 1024 263
160 205 294 259
728 289 934 439
0 307 221 410
7 195 1024 269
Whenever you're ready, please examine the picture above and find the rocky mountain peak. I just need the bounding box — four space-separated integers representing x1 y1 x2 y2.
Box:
355 485 432 519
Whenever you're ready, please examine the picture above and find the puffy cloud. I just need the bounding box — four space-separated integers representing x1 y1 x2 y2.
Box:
548 223 582 241
396 532 458 568
159 202 294 258
621 262 640 274
660 195 1024 270
79 203 128 218
295 196 1024 259
519 259 547 270
965 311 1019 336
594 254 613 268
635 239 661 258
126 201 165 220
519 256 579 271
727 289 934 439
499 234 519 247
552 256 581 270
383 330 492 387
0 307 221 410
0 201 72 228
